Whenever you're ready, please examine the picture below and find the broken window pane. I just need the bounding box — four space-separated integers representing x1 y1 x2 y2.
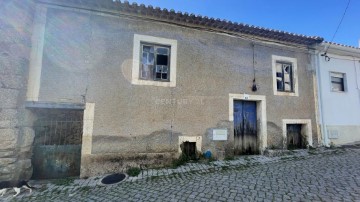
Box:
154 65 169 81
155 65 162 79
155 65 162 73
284 73 290 83
142 52 148 64
276 63 282 74
277 78 283 91
148 53 154 65
140 64 149 79
156 55 168 66
162 66 168 73
149 65 155 79
162 73 168 80
157 47 169 55
284 82 291 91
143 45 151 53
276 62 293 92
140 43 170 82
283 64 291 74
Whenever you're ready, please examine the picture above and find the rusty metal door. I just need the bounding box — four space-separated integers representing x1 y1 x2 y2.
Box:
31 109 83 179
234 100 258 155
287 124 305 149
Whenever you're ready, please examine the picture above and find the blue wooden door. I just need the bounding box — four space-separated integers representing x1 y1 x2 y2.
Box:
233 100 258 155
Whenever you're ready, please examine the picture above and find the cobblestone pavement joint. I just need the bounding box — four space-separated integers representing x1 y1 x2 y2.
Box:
3 147 360 201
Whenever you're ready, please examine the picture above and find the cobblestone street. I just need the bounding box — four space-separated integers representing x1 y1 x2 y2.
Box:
4 147 360 202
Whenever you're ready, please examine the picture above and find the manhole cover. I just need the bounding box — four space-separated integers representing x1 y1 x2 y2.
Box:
101 173 126 185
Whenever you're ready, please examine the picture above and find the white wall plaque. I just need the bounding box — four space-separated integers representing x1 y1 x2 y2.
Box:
213 129 228 141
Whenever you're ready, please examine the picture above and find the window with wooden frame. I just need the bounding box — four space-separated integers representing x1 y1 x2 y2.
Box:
132 34 177 87
140 43 170 82
276 62 293 92
272 55 298 96
330 72 345 92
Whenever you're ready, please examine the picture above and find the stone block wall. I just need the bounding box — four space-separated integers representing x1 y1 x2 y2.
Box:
0 0 34 181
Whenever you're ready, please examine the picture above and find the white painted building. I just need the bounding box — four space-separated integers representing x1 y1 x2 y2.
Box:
316 42 360 146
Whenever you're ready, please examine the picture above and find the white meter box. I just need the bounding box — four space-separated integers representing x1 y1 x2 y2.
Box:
213 129 228 141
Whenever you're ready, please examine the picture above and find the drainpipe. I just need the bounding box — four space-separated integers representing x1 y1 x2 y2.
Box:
315 50 329 147
355 38 360 114
354 58 360 109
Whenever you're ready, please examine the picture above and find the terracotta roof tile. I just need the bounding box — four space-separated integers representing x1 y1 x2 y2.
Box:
37 0 324 45
325 41 360 50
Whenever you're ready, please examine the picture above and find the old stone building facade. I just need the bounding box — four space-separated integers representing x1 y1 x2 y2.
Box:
0 0 35 181
1 0 325 180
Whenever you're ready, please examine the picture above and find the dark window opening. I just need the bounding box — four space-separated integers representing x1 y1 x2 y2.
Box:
156 55 168 65
331 73 345 92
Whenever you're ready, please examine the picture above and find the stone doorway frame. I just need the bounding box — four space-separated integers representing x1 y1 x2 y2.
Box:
229 94 267 153
282 119 313 149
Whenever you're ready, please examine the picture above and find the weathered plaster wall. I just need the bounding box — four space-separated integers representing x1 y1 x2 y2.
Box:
0 0 35 181
34 6 318 175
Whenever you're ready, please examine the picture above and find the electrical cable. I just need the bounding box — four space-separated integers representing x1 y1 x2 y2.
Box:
322 54 360 62
322 0 351 60
325 0 351 53
252 42 255 80
251 42 257 91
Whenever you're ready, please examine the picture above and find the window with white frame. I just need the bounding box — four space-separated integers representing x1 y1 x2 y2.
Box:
330 72 345 92
272 55 298 96
132 34 177 87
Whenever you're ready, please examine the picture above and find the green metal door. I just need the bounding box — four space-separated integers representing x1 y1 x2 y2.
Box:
31 109 83 179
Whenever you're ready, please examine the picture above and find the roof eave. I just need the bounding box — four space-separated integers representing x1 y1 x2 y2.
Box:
36 0 324 46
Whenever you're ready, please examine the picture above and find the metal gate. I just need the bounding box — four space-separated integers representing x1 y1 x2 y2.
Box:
31 109 83 179
233 100 258 155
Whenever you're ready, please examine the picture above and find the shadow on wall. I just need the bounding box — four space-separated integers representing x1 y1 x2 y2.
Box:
267 121 283 149
92 129 182 154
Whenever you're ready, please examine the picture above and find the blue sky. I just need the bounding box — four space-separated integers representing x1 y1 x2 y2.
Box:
127 0 360 47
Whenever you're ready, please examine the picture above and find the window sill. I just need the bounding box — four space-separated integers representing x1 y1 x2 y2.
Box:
331 90 346 93
131 79 176 87
274 91 298 96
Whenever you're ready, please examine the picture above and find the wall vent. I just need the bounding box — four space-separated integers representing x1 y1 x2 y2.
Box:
328 129 339 139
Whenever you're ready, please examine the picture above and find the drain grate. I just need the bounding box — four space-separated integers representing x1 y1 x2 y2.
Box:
101 173 126 185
